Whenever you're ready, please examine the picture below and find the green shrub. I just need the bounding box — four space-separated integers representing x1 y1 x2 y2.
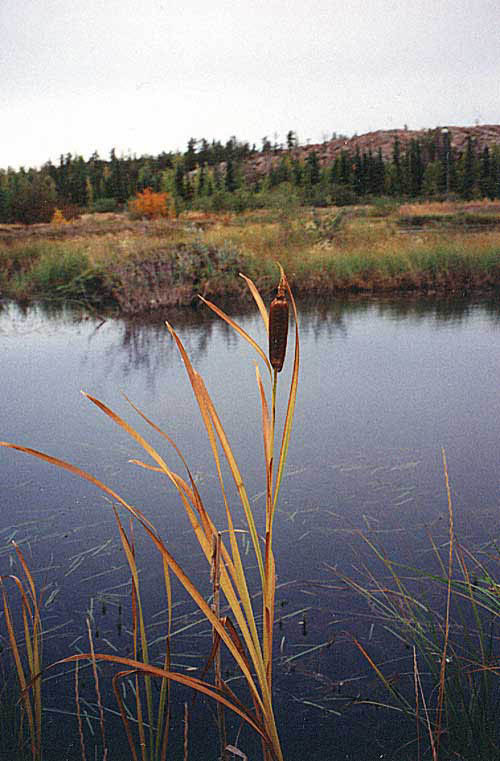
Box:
330 184 359 206
92 197 119 213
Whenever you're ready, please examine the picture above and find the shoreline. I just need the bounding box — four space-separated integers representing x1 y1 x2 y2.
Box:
1 205 499 315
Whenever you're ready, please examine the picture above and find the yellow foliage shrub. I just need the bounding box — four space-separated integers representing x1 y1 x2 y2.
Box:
128 188 174 219
51 208 68 225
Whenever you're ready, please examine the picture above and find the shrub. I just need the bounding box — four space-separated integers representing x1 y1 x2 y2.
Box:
330 184 359 206
50 208 67 225
92 197 119 213
128 188 174 219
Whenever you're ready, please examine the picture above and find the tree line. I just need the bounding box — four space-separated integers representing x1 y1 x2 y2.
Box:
1 130 500 224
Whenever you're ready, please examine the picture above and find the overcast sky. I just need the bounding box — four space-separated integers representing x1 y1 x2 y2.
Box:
2 0 499 169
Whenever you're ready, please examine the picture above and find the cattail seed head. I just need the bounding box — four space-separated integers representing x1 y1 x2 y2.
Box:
269 282 289 372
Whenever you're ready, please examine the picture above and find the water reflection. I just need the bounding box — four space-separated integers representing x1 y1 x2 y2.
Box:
115 294 500 376
3 294 499 375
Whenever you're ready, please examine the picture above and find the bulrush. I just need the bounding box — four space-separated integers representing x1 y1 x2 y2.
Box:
268 279 289 372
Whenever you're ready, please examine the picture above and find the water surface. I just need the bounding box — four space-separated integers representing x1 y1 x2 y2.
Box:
1 296 499 760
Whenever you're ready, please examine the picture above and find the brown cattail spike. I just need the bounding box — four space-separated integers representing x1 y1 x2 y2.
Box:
269 282 289 372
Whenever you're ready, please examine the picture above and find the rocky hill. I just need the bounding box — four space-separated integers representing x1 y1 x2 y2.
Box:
245 124 500 178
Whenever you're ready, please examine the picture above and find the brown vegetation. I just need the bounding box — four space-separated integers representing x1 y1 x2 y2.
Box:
0 203 499 313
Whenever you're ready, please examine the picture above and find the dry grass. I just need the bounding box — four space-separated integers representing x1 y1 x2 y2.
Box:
400 200 500 216
1 202 499 312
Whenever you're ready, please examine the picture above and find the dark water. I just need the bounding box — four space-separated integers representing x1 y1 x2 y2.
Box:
1 296 499 760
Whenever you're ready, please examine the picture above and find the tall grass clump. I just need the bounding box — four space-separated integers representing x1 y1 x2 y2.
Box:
1 266 299 761
0 543 43 761
30 247 110 304
0 242 110 305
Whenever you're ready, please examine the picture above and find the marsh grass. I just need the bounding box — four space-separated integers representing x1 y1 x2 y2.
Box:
0 267 299 761
1 204 500 312
0 241 111 305
0 678 32 760
341 452 500 761
0 543 43 761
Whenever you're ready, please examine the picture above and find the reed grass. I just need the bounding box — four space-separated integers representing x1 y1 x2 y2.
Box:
0 241 110 305
0 266 299 761
0 542 43 761
340 451 500 761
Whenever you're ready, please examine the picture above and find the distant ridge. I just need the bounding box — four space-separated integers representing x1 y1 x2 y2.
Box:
245 124 500 177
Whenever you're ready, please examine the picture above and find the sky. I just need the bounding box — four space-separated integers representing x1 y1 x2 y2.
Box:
1 0 500 170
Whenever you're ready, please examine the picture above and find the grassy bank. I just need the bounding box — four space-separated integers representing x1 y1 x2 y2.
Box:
1 201 500 314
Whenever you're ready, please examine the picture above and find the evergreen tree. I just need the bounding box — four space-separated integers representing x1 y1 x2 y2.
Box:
105 149 128 202
391 137 403 195
292 159 303 186
352 147 364 195
479 146 496 198
184 138 198 172
329 156 341 186
137 159 159 192
268 166 279 188
422 161 441 197
305 151 321 185
261 136 272 153
174 163 186 199
373 148 385 195
0 171 10 222
225 159 237 193
195 163 207 196
462 136 477 199
339 151 351 186
205 167 215 196
408 139 424 196
67 155 88 205
9 171 57 223
275 156 292 184
490 146 500 199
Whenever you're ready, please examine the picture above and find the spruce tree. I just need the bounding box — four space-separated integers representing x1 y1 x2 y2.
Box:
391 137 403 195
479 146 494 198
184 138 198 172
353 147 364 195
174 164 186 199
339 151 351 186
225 158 237 193
462 136 476 199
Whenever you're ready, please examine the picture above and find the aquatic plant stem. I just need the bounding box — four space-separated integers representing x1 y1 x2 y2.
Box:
435 448 454 757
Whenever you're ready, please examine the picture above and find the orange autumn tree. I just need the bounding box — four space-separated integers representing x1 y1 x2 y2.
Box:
128 187 174 219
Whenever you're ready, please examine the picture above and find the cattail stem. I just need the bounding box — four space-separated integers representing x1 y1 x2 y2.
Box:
271 368 278 447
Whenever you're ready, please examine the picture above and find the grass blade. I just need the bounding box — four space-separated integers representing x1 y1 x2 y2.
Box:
239 273 269 333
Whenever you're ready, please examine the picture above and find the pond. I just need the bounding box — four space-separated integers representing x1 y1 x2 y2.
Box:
1 294 499 761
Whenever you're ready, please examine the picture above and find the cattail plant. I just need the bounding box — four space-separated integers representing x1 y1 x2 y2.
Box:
0 265 299 761
268 278 289 373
